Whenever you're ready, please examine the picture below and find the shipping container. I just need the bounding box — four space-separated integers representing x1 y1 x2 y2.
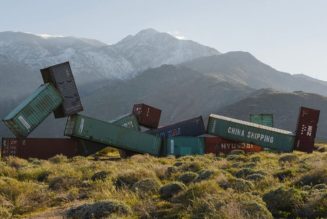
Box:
2 84 63 137
164 137 204 156
111 114 140 131
41 62 83 118
207 114 295 152
74 138 108 156
203 136 263 155
294 107 320 153
1 138 79 159
146 116 206 139
112 114 141 157
250 114 274 127
64 114 162 156
132 103 161 129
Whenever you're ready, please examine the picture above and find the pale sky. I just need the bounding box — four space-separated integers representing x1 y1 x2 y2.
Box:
1 0 326 81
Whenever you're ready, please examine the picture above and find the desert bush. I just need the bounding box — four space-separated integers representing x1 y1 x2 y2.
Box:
246 173 265 181
0 162 17 178
294 168 327 186
132 178 161 194
91 171 110 181
220 178 254 192
66 200 131 218
226 154 248 162
273 169 295 181
48 154 68 164
159 182 186 200
4 157 29 169
240 200 273 219
234 168 265 179
312 183 327 190
278 154 299 163
263 187 304 218
298 190 327 218
179 161 203 172
173 181 221 205
177 172 198 184
114 170 154 189
195 170 218 182
48 176 81 191
17 167 50 182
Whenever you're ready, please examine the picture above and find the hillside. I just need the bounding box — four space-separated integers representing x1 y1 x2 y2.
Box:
217 89 327 139
0 150 326 218
181 52 327 96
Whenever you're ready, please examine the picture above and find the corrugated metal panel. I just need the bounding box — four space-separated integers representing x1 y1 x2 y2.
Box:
204 136 263 154
146 116 206 139
1 138 79 159
112 114 140 131
207 114 295 152
41 62 83 118
164 137 204 156
112 114 141 157
2 84 63 137
133 103 161 129
294 107 320 153
64 114 161 156
250 114 274 127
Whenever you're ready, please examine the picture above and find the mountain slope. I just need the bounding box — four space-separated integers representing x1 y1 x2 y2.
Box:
217 89 327 139
181 52 327 96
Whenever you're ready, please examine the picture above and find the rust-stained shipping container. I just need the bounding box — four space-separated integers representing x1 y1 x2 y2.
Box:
1 138 79 159
204 136 263 154
41 62 83 118
132 103 161 129
294 107 320 153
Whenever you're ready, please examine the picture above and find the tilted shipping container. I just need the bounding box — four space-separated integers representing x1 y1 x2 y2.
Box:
294 107 320 153
146 116 206 139
207 114 295 152
112 114 141 157
2 84 63 137
164 137 204 156
132 103 161 129
41 62 83 118
250 114 274 127
64 114 161 156
1 138 79 159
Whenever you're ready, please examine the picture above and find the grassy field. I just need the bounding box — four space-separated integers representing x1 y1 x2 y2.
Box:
0 145 326 219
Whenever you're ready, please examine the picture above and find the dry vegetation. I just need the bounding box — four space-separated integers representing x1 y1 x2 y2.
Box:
0 146 326 219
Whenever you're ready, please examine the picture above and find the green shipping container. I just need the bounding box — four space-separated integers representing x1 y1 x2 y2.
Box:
207 114 295 152
112 114 140 131
250 114 274 127
2 84 63 137
64 114 161 156
165 137 205 156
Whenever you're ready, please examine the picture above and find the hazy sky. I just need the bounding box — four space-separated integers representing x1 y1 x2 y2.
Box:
1 0 326 81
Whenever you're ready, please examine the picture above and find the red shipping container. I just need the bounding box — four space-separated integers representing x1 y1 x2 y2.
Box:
204 136 263 154
132 103 161 129
1 138 79 159
294 107 320 153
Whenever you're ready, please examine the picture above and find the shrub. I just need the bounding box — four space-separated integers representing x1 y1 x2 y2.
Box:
226 155 247 162
246 173 265 181
66 200 131 218
48 176 81 191
220 178 254 192
159 182 186 200
177 172 198 184
240 201 273 219
312 184 327 190
294 168 327 186
114 170 153 189
273 169 295 181
180 162 203 172
263 187 304 218
48 155 68 164
278 154 299 163
4 157 29 169
195 170 217 182
298 190 327 218
234 168 265 178
132 178 161 194
91 171 110 181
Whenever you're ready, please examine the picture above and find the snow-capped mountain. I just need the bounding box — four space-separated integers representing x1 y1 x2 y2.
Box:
0 29 220 85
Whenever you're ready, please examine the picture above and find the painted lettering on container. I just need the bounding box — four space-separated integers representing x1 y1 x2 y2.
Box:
227 127 274 143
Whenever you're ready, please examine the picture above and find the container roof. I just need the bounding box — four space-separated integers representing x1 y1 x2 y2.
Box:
209 114 294 135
